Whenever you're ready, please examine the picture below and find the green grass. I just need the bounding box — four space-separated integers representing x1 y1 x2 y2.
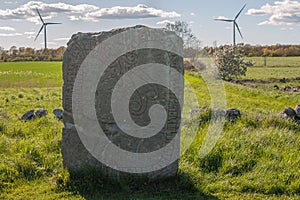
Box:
0 62 62 88
239 66 300 90
246 66 300 80
0 62 299 199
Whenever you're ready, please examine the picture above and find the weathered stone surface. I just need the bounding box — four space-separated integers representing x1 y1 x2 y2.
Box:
62 26 183 180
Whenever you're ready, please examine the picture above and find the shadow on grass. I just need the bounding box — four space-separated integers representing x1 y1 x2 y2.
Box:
233 77 300 85
59 169 218 200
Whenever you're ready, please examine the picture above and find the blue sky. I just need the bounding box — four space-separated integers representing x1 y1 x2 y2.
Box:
0 0 299 49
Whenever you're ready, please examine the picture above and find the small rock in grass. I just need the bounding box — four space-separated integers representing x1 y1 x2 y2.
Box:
21 110 35 121
295 105 300 118
225 108 241 121
284 107 296 118
215 108 226 119
35 108 48 118
189 106 209 116
279 107 296 119
278 112 288 119
189 108 201 116
273 85 279 90
284 86 291 91
53 108 63 120
292 87 300 92
279 78 287 83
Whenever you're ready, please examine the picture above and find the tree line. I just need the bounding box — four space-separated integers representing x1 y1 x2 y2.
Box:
0 46 66 62
0 43 299 62
205 44 300 57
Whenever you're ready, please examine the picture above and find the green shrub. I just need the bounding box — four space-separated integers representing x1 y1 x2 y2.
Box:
213 45 253 81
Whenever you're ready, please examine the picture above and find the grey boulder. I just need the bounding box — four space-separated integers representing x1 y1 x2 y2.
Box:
35 108 48 118
215 108 226 119
295 105 300 118
53 108 63 120
226 108 241 121
21 110 35 121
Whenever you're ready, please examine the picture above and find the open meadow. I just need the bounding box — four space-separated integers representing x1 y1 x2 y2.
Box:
246 57 300 67
0 60 299 199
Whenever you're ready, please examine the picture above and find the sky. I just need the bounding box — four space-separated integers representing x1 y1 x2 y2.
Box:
0 0 299 49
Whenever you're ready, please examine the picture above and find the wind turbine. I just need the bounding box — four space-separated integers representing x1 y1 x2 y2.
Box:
215 4 246 46
34 8 61 49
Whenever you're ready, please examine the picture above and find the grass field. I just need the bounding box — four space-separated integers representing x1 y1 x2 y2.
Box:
0 61 300 199
246 56 300 67
0 62 62 88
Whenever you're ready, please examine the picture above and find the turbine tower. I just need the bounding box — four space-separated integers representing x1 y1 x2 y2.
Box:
215 4 246 46
35 8 61 49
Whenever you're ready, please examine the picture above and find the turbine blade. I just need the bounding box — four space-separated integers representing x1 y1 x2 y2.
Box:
36 8 44 24
235 4 246 20
34 25 44 41
214 19 233 22
235 22 243 39
45 22 62 25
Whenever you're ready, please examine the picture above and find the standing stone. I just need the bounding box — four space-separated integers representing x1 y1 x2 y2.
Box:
62 26 183 180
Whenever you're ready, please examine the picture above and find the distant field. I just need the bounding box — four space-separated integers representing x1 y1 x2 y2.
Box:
1 57 299 88
246 56 300 67
0 62 62 88
0 61 299 199
246 66 300 80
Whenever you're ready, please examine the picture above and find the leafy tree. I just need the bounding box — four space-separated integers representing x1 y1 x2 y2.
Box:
213 45 253 81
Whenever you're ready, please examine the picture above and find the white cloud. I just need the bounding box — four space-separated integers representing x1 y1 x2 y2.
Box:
24 31 35 39
24 31 35 35
156 20 175 25
54 37 69 41
246 0 300 25
68 15 80 21
0 1 180 22
0 33 22 36
190 12 195 16
83 4 180 21
215 16 231 20
0 26 15 31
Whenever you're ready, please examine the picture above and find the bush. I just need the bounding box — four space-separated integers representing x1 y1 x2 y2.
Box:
213 45 253 81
